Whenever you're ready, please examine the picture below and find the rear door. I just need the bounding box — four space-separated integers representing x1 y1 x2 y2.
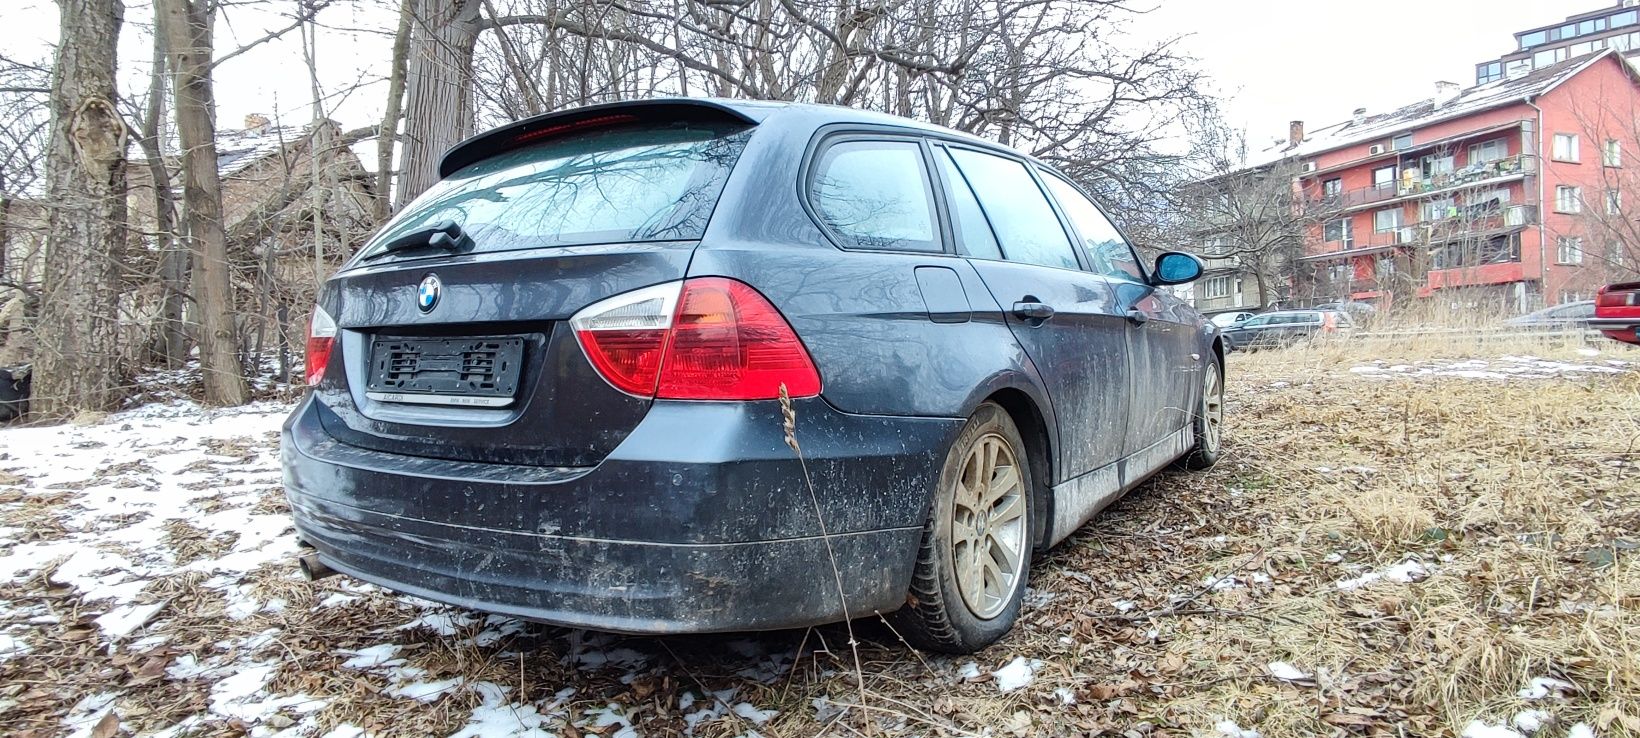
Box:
1037 172 1199 457
933 144 1130 482
310 112 754 467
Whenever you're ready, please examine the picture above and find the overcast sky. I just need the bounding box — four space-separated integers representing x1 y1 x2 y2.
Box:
2 0 1593 157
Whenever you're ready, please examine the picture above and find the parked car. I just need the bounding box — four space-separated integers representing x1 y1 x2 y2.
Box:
1221 309 1354 351
1210 311 1256 328
281 99 1225 653
1504 300 1596 329
1312 300 1377 322
1592 281 1640 346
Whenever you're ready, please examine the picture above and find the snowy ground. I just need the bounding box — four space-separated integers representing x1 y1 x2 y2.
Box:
0 344 1636 737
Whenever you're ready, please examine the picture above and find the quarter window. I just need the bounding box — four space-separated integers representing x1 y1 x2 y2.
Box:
1039 172 1145 282
810 140 939 252
947 148 1080 270
932 148 1003 260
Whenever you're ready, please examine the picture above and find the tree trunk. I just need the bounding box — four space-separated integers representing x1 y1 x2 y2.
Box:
395 0 481 206
35 0 128 417
157 0 248 406
139 16 190 368
375 0 413 222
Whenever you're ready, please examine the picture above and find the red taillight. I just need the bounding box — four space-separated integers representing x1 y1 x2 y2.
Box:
305 307 337 387
570 278 821 401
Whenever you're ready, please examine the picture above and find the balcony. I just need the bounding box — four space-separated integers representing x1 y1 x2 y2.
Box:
1303 205 1537 261
1303 154 1536 215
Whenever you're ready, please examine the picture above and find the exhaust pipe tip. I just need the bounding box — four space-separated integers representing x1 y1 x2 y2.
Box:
298 552 338 581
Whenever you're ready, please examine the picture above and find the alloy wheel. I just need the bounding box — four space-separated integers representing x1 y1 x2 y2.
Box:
1203 367 1224 454
950 433 1027 619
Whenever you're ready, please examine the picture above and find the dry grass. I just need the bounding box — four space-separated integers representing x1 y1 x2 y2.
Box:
0 336 1637 737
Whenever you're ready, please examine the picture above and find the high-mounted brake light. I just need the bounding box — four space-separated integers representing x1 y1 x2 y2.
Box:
570 278 822 401
510 114 639 147
306 307 338 387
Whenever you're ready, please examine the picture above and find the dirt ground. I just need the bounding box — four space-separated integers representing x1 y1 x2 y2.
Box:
0 336 1636 738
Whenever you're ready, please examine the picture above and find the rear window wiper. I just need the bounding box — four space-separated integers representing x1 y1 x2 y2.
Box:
359 219 472 262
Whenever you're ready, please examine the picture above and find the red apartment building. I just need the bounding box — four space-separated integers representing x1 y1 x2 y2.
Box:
1273 49 1640 311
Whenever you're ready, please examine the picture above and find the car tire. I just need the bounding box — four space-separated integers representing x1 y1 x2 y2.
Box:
890 402 1034 654
1178 357 1225 470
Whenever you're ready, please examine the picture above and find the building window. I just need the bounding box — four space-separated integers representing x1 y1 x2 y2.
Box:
1555 186 1582 213
1605 139 1622 167
1420 154 1454 178
1376 254 1396 278
1422 197 1457 222
1557 236 1584 265
1322 178 1342 198
1608 189 1622 215
1552 133 1580 163
1477 62 1503 85
1616 10 1638 28
1373 207 1404 232
1204 275 1231 299
1520 30 1547 49
1559 289 1587 304
1392 133 1414 151
1327 263 1349 284
1372 165 1397 190
1324 218 1352 244
1469 139 1508 164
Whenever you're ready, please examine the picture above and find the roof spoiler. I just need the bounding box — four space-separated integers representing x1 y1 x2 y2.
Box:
438 99 761 178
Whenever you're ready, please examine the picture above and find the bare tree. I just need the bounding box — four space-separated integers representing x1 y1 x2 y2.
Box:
34 0 129 417
157 0 248 406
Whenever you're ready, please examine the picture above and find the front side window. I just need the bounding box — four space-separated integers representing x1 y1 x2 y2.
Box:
946 148 1079 270
1039 171 1145 282
1553 133 1580 162
810 140 939 252
357 122 751 261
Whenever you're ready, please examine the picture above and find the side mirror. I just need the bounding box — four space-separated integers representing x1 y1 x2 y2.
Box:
1151 252 1204 286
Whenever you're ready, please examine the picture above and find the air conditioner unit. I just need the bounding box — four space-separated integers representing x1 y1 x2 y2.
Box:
1369 144 1386 156
1300 162 1317 173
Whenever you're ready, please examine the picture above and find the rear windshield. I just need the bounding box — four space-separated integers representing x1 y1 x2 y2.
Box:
354 122 752 261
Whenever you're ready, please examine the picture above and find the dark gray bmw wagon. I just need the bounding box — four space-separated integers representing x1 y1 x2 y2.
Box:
282 98 1224 653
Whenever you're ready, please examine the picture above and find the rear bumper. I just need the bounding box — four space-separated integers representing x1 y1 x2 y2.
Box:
1590 317 1640 345
281 395 962 633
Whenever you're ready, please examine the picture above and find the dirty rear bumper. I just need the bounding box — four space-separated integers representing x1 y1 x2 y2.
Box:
281 395 962 633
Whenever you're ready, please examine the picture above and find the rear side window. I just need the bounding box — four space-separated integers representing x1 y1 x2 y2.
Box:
947 148 1080 270
810 140 940 252
357 122 751 260
933 148 1003 260
1040 172 1145 283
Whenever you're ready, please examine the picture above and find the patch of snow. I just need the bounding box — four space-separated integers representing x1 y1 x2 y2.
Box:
1215 718 1262 738
732 703 778 724
388 677 464 702
1053 687 1076 705
1511 710 1549 734
1461 720 1525 738
992 656 1042 692
340 644 404 670
61 691 119 738
1567 723 1596 738
957 661 982 680
321 726 367 738
1517 676 1575 700
96 601 166 640
1336 560 1429 591
447 682 556 738
1112 599 1137 613
1266 661 1310 682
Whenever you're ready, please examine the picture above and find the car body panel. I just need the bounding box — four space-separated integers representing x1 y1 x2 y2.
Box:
1593 281 1640 345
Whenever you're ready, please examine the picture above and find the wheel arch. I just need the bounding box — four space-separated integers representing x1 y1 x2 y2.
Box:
984 387 1055 552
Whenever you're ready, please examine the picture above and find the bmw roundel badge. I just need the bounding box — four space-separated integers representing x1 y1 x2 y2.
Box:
417 274 442 313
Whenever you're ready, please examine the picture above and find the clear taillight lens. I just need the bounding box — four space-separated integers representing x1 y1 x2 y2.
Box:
570 278 821 401
305 307 337 387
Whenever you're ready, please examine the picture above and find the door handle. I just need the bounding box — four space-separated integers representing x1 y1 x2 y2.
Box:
1126 309 1150 326
1011 301 1055 322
